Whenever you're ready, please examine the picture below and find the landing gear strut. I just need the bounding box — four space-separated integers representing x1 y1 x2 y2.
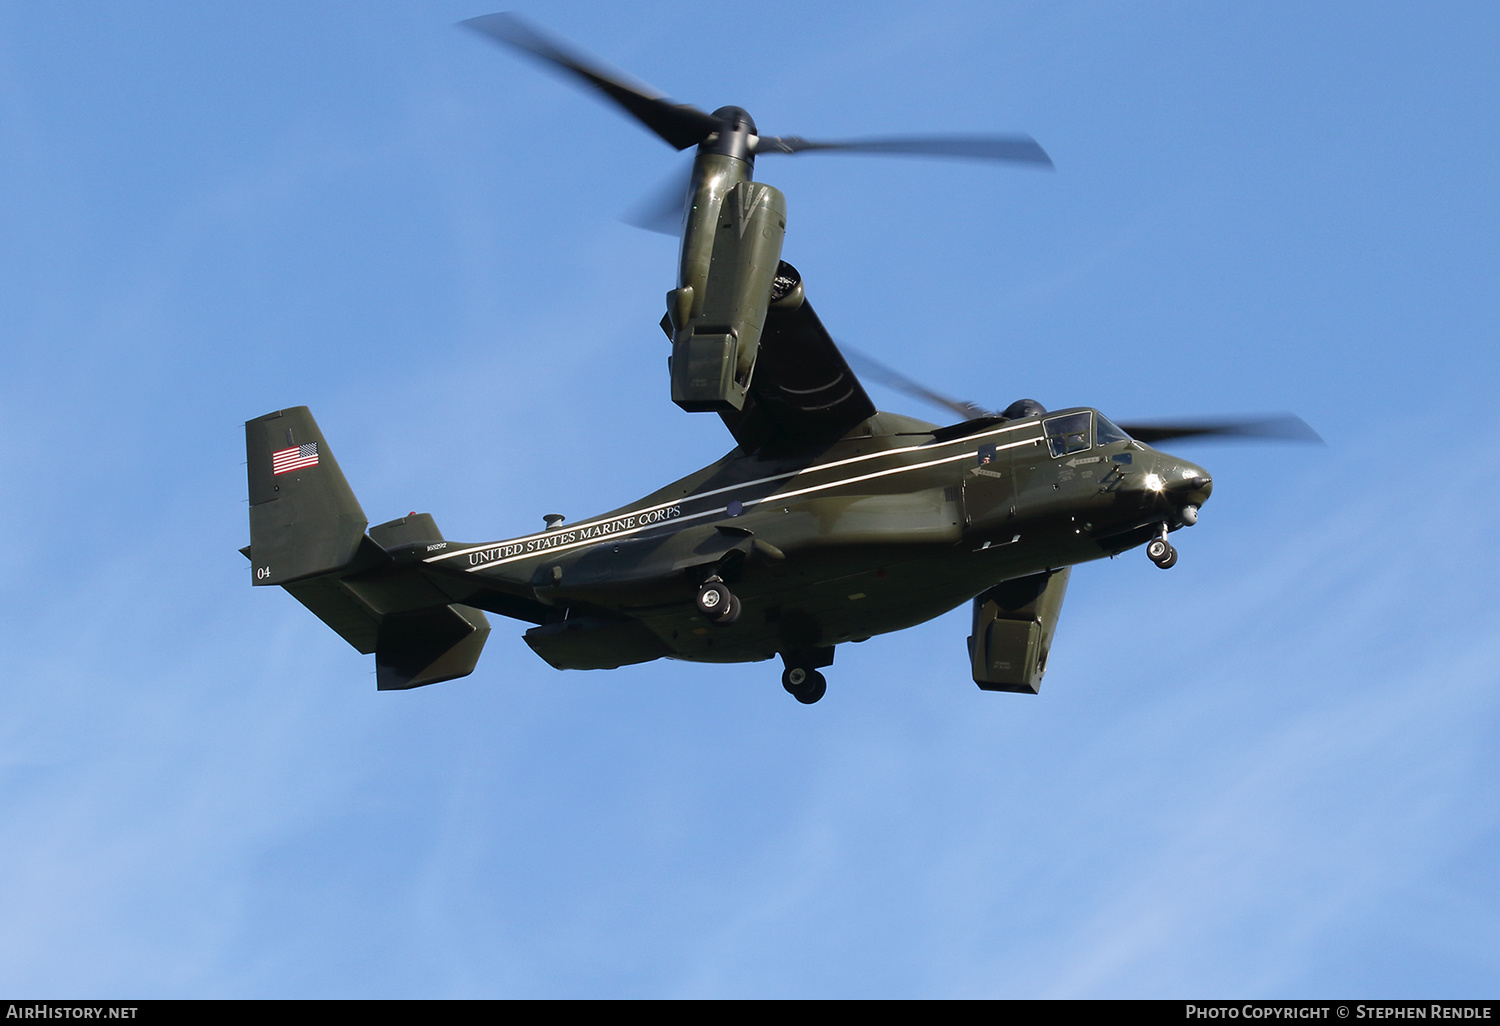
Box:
1146 525 1178 569
695 577 741 624
781 665 827 704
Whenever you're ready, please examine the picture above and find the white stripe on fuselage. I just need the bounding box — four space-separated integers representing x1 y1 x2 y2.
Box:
430 421 1045 573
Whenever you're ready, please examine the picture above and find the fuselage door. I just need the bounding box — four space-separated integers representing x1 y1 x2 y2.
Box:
962 442 1015 528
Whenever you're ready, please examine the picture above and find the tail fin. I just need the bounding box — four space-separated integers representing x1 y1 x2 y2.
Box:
246 407 367 586
244 407 490 690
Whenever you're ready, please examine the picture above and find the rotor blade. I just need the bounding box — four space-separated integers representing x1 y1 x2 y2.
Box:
841 345 991 421
1118 415 1324 445
622 159 694 235
757 134 1054 168
462 13 720 150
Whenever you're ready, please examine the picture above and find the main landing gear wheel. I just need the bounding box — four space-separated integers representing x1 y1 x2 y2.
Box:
1146 538 1178 569
782 666 827 704
695 579 740 624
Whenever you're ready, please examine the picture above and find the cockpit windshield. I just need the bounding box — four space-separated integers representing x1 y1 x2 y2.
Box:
1095 414 1131 446
1043 412 1092 458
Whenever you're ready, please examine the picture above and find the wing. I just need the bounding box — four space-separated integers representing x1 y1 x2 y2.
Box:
714 289 878 452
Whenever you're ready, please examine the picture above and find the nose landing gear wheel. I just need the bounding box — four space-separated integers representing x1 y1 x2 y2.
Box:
781 666 827 704
1146 538 1178 569
695 580 741 624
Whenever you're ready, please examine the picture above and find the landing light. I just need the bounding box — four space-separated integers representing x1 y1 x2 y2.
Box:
1144 473 1164 493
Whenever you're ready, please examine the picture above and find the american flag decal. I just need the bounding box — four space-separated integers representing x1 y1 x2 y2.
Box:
272 442 319 475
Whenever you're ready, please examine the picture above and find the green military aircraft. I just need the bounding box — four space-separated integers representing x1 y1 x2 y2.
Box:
243 14 1316 704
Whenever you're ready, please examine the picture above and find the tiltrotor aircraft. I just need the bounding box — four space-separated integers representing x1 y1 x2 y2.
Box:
243 14 1315 704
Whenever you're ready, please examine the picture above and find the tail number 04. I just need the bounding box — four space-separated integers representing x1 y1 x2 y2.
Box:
255 566 272 580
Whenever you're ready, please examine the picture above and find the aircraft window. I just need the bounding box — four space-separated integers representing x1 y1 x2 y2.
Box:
1044 412 1092 458
1095 414 1131 446
977 444 998 467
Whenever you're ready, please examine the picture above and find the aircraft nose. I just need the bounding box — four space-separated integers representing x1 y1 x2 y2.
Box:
1174 464 1212 501
1163 460 1211 495
1160 459 1212 524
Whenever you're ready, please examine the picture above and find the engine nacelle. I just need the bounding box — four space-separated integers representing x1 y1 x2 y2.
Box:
967 568 1070 693
668 180 787 412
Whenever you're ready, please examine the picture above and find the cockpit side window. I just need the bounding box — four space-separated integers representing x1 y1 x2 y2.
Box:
1043 412 1092 458
1095 414 1131 446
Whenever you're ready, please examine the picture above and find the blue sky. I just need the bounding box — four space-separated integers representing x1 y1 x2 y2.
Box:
0 0 1496 998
